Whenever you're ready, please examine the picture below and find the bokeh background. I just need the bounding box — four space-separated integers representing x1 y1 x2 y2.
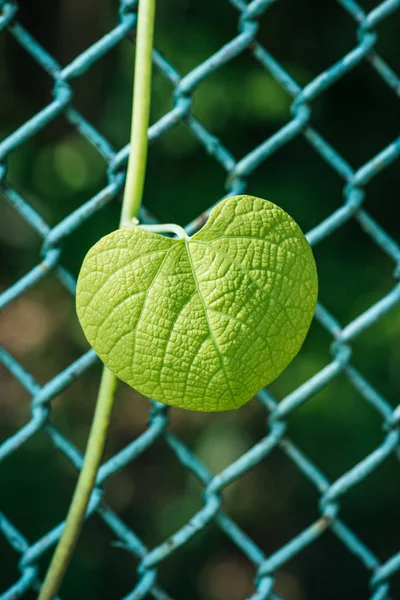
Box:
0 0 400 599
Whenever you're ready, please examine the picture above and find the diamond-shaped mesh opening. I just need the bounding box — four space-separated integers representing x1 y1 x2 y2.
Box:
1 0 400 599
287 374 387 478
0 193 41 264
72 46 133 131
256 1 359 76
190 56 293 151
0 277 83 382
30 135 108 215
360 164 400 241
0 533 21 596
314 218 396 323
284 530 372 600
156 3 239 74
62 198 121 275
60 516 125 598
0 433 77 539
50 369 103 450
197 551 255 600
312 61 400 164
1 33 54 129
0 361 31 432
146 125 229 224
157 521 258 600
4 114 109 227
222 446 321 538
350 310 400 403
242 136 346 234
338 453 400 551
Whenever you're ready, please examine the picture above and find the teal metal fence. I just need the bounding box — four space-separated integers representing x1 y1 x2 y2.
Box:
0 0 400 598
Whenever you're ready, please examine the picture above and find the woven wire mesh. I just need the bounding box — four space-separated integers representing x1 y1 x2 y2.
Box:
0 0 400 598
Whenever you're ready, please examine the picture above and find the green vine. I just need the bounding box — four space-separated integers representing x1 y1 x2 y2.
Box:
38 0 156 597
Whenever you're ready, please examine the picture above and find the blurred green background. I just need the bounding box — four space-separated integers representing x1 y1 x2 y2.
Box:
0 0 400 599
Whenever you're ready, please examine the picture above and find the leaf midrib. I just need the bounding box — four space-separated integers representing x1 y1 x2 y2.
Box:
184 239 237 408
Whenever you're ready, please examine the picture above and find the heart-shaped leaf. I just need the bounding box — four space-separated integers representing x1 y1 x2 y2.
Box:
76 195 318 411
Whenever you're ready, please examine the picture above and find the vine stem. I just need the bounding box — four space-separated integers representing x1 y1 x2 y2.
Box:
38 1 156 598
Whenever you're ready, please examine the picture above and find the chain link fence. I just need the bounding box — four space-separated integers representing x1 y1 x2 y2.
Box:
0 0 400 598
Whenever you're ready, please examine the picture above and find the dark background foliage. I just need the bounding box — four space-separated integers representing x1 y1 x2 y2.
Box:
0 1 399 599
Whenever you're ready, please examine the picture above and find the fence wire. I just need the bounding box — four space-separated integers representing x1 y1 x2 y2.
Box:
0 0 400 598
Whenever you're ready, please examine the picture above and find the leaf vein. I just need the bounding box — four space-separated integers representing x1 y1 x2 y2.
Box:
192 240 300 331
82 248 171 312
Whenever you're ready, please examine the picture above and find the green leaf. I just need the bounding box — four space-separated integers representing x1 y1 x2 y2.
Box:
76 195 318 412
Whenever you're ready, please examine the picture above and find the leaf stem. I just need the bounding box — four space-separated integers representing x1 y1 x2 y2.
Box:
38 1 156 597
139 223 189 239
